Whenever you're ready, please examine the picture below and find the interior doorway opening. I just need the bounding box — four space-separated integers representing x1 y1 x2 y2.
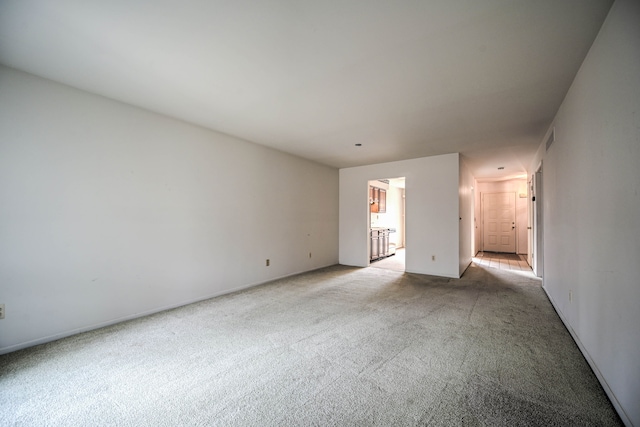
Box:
532 164 544 278
368 177 405 272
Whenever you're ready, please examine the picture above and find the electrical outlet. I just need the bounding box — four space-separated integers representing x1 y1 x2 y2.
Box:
266 259 270 267
0 304 4 319
432 255 436 261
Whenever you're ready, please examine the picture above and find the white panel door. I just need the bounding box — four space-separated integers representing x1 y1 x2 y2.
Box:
483 192 516 253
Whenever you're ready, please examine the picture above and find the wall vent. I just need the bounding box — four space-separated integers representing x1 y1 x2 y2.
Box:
545 128 556 151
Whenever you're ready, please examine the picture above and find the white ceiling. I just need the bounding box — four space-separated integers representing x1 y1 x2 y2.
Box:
0 0 613 180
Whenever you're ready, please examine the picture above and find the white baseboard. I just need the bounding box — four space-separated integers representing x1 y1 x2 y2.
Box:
0 263 337 355
541 286 632 427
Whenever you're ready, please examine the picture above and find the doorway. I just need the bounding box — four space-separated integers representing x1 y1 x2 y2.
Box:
532 164 543 278
482 192 516 253
368 177 405 272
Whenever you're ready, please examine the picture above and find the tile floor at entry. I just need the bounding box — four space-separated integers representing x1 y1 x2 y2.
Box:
370 249 532 274
473 252 531 272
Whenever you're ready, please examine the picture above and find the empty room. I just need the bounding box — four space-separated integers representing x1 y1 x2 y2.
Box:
1 0 638 425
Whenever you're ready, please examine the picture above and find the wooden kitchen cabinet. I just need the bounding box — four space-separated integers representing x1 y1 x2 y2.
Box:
369 186 386 213
378 189 386 213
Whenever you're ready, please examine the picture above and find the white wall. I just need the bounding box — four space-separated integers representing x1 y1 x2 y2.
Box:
0 66 339 354
529 1 640 424
475 179 529 255
458 158 474 276
340 154 461 278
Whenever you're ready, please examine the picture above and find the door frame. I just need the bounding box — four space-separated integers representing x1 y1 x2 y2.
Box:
532 163 544 278
366 177 406 269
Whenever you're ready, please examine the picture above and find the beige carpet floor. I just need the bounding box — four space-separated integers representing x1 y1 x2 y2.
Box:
0 263 622 426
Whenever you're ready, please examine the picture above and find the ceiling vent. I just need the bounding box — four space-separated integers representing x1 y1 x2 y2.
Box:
545 128 556 151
